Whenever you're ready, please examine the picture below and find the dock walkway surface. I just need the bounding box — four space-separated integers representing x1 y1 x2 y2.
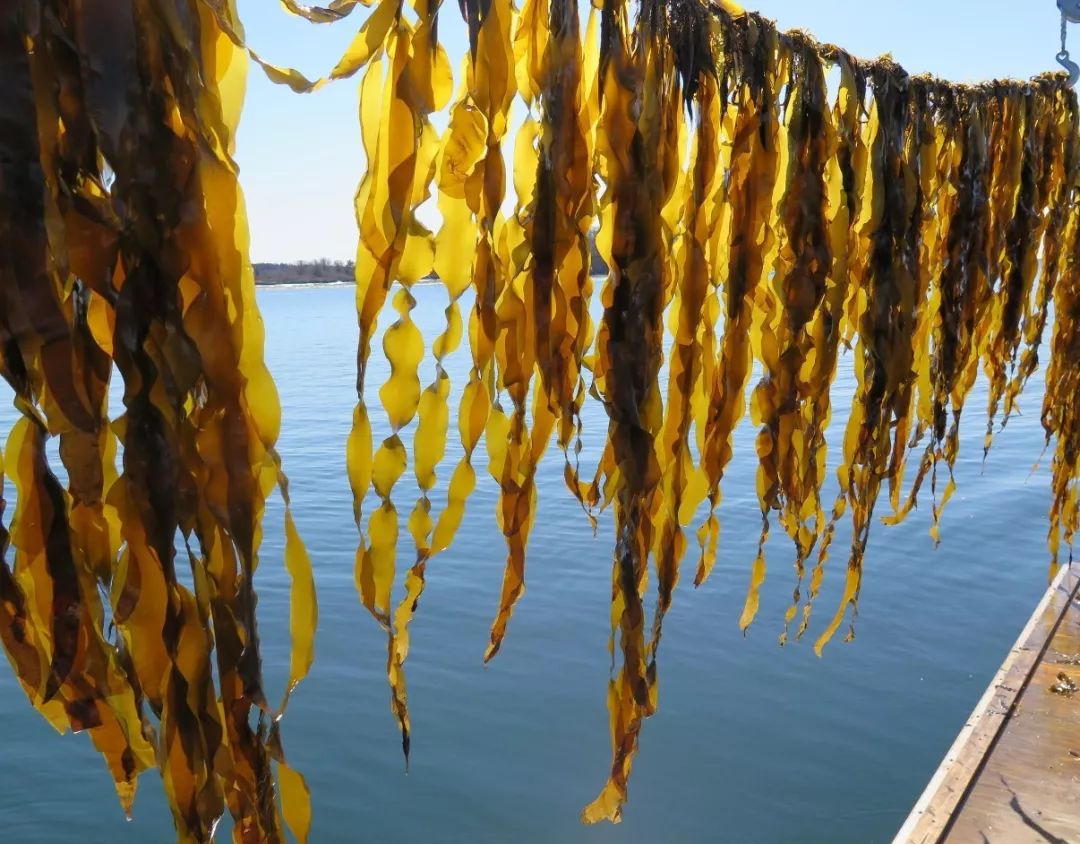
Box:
896 562 1080 843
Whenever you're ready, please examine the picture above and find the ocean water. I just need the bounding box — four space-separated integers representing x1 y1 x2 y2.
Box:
0 283 1059 843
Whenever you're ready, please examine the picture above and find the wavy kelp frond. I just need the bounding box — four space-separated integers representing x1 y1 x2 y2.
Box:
0 2 315 841
481 0 600 662
698 12 784 593
533 0 598 523
347 0 451 760
794 49 869 641
442 0 517 650
1005 89 1079 423
813 65 922 651
759 36 835 643
984 89 1055 455
1044 197 1080 573
879 80 946 528
884 91 987 540
6 0 1080 838
649 0 720 666
580 0 682 822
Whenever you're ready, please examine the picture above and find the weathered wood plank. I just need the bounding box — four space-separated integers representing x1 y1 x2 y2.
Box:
894 563 1080 844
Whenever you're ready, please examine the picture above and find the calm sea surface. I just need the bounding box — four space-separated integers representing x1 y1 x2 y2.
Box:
0 283 1059 842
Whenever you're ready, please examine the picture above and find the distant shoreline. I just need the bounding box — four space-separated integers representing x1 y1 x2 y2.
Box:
254 277 442 288
254 262 355 286
253 244 607 286
253 264 450 286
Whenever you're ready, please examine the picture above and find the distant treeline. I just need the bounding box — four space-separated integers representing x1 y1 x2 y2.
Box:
253 259 354 285
254 231 608 285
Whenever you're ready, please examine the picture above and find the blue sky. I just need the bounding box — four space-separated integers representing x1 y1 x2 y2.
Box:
234 0 1070 262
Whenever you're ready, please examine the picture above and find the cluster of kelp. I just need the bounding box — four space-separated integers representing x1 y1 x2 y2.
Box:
3 0 1080 838
0 1 315 841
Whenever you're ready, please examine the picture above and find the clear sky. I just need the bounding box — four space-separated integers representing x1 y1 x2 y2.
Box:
234 0 1070 263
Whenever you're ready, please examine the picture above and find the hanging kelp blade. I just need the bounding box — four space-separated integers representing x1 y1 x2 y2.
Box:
0 1 316 841
3 0 1080 838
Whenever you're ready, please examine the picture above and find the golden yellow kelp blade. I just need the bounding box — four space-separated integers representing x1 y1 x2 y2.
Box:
5 0 1080 838
1 1 316 841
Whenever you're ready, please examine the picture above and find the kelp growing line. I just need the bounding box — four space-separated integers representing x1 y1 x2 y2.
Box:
2 0 1080 838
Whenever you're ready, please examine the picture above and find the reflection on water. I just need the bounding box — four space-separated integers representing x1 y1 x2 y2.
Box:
0 284 1057 843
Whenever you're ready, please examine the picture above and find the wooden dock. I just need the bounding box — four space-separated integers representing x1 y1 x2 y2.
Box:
895 562 1080 843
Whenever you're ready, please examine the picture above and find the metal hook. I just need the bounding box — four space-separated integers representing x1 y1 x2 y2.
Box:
1058 49 1080 86
1059 4 1080 85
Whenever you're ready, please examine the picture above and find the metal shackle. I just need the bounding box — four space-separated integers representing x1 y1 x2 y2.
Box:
1061 0 1080 24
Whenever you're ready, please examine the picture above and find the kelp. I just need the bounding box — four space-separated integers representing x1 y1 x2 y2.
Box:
346 0 450 761
578 0 683 821
0 1 315 841
5 0 1080 839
